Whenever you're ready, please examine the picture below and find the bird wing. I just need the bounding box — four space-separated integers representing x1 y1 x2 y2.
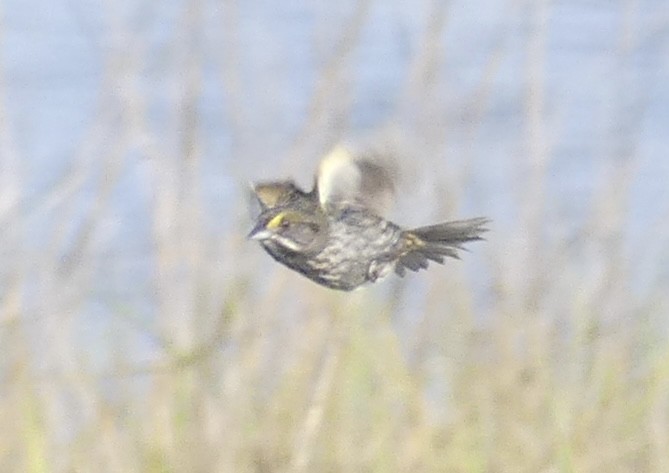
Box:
251 181 309 210
315 145 397 215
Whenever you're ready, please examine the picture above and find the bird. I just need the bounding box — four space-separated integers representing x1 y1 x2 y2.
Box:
248 146 489 291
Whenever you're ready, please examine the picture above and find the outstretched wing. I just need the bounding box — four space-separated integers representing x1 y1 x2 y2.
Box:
251 181 310 210
315 145 397 215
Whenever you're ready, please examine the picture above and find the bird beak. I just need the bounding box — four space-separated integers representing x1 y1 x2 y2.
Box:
247 222 272 240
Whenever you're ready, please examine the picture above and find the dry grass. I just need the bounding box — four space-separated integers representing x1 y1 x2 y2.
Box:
1 1 668 472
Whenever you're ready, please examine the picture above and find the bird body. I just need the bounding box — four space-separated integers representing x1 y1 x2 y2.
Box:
259 206 401 290
249 146 488 291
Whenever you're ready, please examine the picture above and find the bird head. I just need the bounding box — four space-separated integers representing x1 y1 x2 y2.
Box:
248 207 327 254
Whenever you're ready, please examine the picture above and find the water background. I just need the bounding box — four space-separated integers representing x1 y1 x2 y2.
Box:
2 0 669 368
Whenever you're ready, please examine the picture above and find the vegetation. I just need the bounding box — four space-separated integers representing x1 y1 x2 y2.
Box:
1 1 667 471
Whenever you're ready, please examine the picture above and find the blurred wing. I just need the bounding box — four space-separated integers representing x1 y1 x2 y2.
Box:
316 145 397 214
247 180 306 222
252 181 307 209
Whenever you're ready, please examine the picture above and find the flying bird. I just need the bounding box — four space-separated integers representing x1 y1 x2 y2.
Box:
248 146 488 291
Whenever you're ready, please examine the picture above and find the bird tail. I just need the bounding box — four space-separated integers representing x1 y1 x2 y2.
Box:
395 217 489 276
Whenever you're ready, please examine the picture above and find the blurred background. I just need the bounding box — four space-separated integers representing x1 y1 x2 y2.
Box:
2 0 669 471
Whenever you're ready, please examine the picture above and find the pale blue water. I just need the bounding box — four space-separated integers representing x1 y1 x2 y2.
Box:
2 0 669 370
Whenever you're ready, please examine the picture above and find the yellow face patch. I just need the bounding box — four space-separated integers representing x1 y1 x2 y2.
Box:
266 212 286 230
